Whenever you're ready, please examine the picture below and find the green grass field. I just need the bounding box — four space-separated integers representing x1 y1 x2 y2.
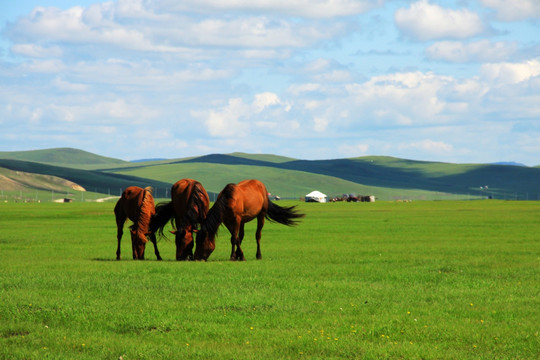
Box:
0 200 538 359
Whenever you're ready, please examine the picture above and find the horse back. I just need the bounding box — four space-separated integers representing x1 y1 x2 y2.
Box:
235 179 269 219
117 186 155 223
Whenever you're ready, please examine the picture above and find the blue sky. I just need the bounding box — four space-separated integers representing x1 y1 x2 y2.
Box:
1 0 539 165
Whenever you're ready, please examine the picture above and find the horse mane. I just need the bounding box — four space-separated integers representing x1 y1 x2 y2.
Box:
183 181 208 229
150 180 209 237
131 187 154 233
202 183 235 236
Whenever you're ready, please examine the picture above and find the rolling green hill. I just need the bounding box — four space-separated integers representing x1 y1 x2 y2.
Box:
0 158 171 200
111 161 406 200
1 148 539 202
0 148 127 169
163 153 540 199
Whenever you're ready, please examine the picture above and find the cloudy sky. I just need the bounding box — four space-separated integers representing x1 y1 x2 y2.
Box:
1 1 539 165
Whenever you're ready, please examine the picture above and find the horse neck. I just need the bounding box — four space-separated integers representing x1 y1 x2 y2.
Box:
203 196 225 236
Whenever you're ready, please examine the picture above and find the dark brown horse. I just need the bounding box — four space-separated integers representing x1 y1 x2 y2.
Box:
114 186 162 260
152 179 210 260
196 179 304 261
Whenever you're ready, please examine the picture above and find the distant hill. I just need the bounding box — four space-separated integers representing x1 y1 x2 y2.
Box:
0 148 127 168
130 158 167 163
0 158 171 197
0 166 85 192
1 148 539 201
172 153 540 199
491 162 527 167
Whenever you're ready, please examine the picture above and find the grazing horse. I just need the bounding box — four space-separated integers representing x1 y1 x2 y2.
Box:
196 179 304 261
152 179 210 260
114 186 162 260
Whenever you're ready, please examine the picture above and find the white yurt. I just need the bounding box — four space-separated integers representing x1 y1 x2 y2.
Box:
305 190 327 203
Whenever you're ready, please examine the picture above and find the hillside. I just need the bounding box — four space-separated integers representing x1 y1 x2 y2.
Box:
0 167 85 192
0 158 171 198
1 148 539 201
171 153 540 199
112 161 406 200
0 148 127 169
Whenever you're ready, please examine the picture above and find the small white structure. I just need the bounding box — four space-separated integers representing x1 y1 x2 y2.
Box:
305 190 327 203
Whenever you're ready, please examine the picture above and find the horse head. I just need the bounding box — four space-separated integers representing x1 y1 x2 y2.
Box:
129 228 147 260
173 227 195 261
194 227 215 261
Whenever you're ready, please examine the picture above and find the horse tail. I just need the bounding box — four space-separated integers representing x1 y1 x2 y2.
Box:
144 186 154 195
266 200 305 226
150 201 174 237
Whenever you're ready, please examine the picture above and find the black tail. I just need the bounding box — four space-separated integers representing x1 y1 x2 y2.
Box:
266 200 305 226
150 202 174 237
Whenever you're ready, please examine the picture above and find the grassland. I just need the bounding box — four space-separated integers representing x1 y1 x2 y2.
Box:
0 200 538 359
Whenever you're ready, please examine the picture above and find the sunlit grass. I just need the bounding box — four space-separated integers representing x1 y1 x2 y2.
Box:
0 200 538 359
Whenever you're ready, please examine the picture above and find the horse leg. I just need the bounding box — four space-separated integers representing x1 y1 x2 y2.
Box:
176 228 194 261
255 214 265 260
116 226 123 260
237 222 246 261
130 230 138 259
149 232 162 261
229 232 237 261
115 213 126 260
229 220 245 261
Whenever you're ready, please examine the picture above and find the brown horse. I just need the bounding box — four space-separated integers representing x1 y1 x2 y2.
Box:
114 186 162 260
196 179 304 261
152 179 210 260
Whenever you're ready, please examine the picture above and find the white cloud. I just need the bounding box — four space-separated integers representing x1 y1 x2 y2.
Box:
314 70 352 83
395 1 485 41
313 117 328 132
181 17 335 48
345 72 456 125
288 83 322 95
481 59 540 84
426 40 517 63
194 92 297 138
53 78 88 92
6 3 342 58
480 0 540 21
194 97 251 137
156 0 383 19
253 92 281 113
338 143 370 157
7 5 179 53
305 58 331 72
399 139 453 154
20 59 65 73
11 44 63 58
